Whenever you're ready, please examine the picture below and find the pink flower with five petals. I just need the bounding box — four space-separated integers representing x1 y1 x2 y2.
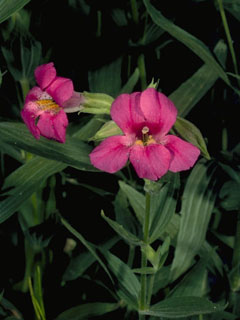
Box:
21 62 84 143
90 88 200 181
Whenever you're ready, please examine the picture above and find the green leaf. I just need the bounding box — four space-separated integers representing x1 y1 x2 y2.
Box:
101 210 142 246
101 249 140 305
173 116 210 160
90 120 122 141
0 157 65 224
140 296 225 318
170 160 218 281
219 180 240 211
119 181 145 225
0 122 95 171
61 218 113 283
63 237 119 282
169 39 227 117
0 0 31 24
169 260 208 298
149 173 180 243
143 0 230 86
88 57 122 97
120 68 140 94
55 302 119 320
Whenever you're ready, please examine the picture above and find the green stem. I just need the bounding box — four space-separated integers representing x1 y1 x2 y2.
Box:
138 54 147 90
19 77 30 102
130 0 139 24
222 125 228 152
231 212 240 291
96 10 102 38
139 191 151 317
217 0 240 87
22 240 35 293
127 245 135 268
199 315 203 320
147 273 155 307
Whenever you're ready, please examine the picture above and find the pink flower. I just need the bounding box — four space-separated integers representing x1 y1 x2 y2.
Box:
89 88 200 181
21 62 84 143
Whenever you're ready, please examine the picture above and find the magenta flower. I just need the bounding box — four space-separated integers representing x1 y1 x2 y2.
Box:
21 62 84 143
90 88 200 181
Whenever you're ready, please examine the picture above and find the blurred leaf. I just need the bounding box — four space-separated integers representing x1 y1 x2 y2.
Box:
101 210 142 246
72 115 104 141
111 8 128 26
224 0 240 22
220 180 240 211
143 0 230 85
0 140 24 163
63 237 119 282
88 57 122 97
173 116 210 160
90 120 122 141
120 68 140 94
140 296 225 318
149 173 180 243
0 157 65 224
0 122 95 171
119 181 145 225
0 0 31 24
169 260 208 298
101 249 140 306
141 23 165 45
55 302 119 320
170 160 218 281
169 39 227 117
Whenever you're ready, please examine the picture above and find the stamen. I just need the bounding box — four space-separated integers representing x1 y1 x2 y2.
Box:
142 126 149 145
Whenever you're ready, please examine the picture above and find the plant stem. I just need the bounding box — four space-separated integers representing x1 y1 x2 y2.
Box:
231 211 240 292
139 191 151 318
217 0 240 87
138 54 147 90
22 240 35 293
130 0 139 25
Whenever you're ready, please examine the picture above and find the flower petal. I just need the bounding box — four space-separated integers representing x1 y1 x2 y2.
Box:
46 76 73 106
110 92 145 135
140 88 177 136
129 144 172 181
62 91 85 113
165 135 200 172
21 105 41 140
37 109 68 143
89 136 130 173
25 86 52 104
35 62 57 90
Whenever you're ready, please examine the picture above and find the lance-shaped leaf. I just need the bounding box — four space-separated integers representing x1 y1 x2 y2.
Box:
55 302 119 320
149 173 180 243
101 249 140 309
173 116 210 160
0 0 30 24
0 157 65 224
0 122 95 171
140 296 225 318
143 0 230 85
101 210 142 246
90 120 122 141
170 160 217 281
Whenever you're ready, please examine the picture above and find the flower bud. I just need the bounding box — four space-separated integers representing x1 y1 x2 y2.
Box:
81 91 114 115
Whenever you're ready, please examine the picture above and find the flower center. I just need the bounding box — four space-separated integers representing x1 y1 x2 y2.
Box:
36 99 61 113
135 126 156 146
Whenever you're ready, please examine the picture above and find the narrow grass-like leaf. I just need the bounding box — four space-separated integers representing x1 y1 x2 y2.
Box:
119 181 145 225
63 237 119 282
0 157 65 224
120 68 140 94
101 210 142 246
143 0 230 85
169 260 208 298
0 0 31 24
101 248 140 305
169 40 227 117
170 160 217 281
55 302 119 320
149 173 179 243
0 122 95 171
61 218 113 283
140 296 225 318
88 57 122 97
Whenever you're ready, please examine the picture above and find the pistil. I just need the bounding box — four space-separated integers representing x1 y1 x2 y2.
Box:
142 126 149 146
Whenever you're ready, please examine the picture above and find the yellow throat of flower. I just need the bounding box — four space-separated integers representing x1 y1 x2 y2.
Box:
36 99 61 113
135 126 156 146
